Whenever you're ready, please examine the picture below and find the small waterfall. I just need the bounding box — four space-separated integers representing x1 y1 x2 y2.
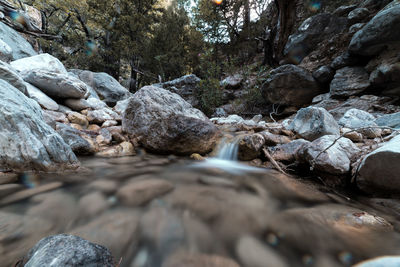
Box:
216 138 239 161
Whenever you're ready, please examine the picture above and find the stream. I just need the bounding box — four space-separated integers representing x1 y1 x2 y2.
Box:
1 140 400 267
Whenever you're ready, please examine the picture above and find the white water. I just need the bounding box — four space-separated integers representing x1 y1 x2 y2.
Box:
192 138 265 174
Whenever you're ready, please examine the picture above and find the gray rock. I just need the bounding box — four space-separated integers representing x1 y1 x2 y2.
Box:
212 107 228 117
375 112 400 129
348 8 370 24
333 5 358 16
10 53 67 78
0 60 27 94
113 98 130 115
289 107 340 141
269 139 310 162
26 83 59 111
312 65 335 84
24 234 114 267
87 108 121 124
0 39 12 62
92 72 130 106
122 86 219 155
0 79 78 171
284 13 347 63
56 123 95 155
330 52 360 70
64 98 107 111
42 110 68 129
154 74 201 107
304 135 360 175
86 97 107 109
25 70 88 99
261 64 320 107
0 22 37 60
330 67 370 97
221 74 243 89
238 133 265 161
339 109 381 137
349 23 366 34
357 135 400 194
349 2 400 56
354 256 400 267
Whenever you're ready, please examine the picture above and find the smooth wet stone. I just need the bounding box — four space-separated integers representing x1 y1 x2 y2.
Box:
117 178 174 206
77 192 109 220
24 234 114 267
10 53 67 77
26 83 59 111
0 80 78 171
87 180 119 195
288 107 340 141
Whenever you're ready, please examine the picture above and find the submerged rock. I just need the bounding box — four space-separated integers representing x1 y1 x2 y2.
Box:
0 80 78 171
357 135 400 194
288 107 340 141
24 234 114 267
122 86 219 155
261 64 320 107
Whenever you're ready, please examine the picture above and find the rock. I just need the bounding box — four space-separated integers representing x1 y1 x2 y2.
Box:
375 112 400 129
221 74 243 89
23 234 114 267
10 53 67 78
56 123 95 155
349 2 400 56
261 64 320 107
312 65 335 84
26 83 59 111
0 60 27 94
154 74 201 106
333 4 358 16
102 120 118 128
87 180 118 195
117 178 174 206
342 128 363 142
288 107 340 141
338 109 381 138
284 13 347 64
0 80 78 171
357 135 400 194
236 236 288 267
88 124 101 132
269 139 310 162
67 111 89 127
259 131 291 146
330 67 370 97
0 39 12 62
354 256 400 267
330 51 361 70
77 192 109 220
163 252 240 267
304 135 360 175
86 97 108 109
122 86 219 155
349 23 366 34
96 128 112 146
0 22 37 60
312 93 330 104
113 98 130 115
90 72 130 106
87 108 121 124
42 110 68 128
64 98 92 111
238 134 265 161
348 8 370 24
25 70 88 99
97 141 135 157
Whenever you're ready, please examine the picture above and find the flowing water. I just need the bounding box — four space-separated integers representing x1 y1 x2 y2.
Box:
1 140 400 267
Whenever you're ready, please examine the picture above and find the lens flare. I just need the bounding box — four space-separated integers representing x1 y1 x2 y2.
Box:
213 0 223 5
85 40 98 56
308 1 321 12
8 11 25 25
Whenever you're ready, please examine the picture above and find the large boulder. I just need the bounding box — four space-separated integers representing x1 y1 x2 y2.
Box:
122 86 219 155
284 13 347 64
304 135 360 175
154 74 201 107
25 70 88 99
0 22 37 60
10 53 67 78
375 112 400 129
0 39 12 62
330 67 370 97
357 135 400 194
349 2 400 56
71 70 130 106
0 60 27 94
23 234 114 267
261 65 320 107
0 79 78 171
288 107 340 141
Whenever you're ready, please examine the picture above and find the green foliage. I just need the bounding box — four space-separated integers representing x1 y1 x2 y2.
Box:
240 65 269 112
197 78 223 117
